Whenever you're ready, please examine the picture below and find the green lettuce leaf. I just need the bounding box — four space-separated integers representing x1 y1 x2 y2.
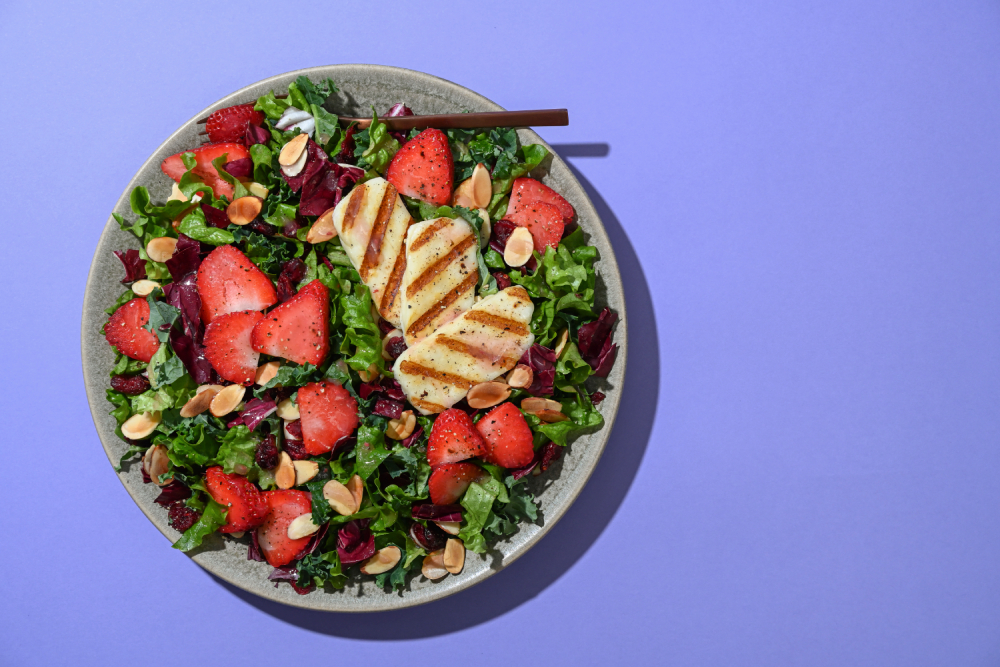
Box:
172 499 228 551
178 207 234 246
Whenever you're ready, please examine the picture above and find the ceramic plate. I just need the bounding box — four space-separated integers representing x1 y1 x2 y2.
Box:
81 64 626 611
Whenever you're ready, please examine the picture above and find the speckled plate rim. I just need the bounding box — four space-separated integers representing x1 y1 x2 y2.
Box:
82 64 627 612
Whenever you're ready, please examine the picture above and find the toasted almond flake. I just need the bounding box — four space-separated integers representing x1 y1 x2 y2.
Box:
276 398 299 420
347 474 364 510
422 549 448 580
503 227 534 267
287 513 321 540
360 545 402 575
278 132 309 167
536 409 570 423
146 237 177 263
226 196 262 226
180 385 223 418
122 411 161 440
506 364 533 389
247 182 269 199
357 363 379 383
453 163 492 209
554 329 570 358
323 480 358 516
381 328 403 360
443 538 465 574
293 460 319 485
306 207 338 244
167 182 187 202
143 444 173 486
131 280 160 296
229 531 245 539
275 452 295 490
210 384 245 417
521 397 563 415
386 410 416 440
467 381 511 409
254 361 281 386
436 521 461 536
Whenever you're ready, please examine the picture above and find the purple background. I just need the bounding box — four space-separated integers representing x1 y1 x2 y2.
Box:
2 0 999 664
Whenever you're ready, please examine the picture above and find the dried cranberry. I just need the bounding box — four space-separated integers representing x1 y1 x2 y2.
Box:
284 437 309 461
409 522 447 551
385 336 407 359
276 259 307 303
492 272 512 290
489 219 518 256
377 317 395 336
590 391 606 405
168 502 200 532
246 219 276 236
285 419 303 440
110 374 150 396
256 434 279 470
540 441 562 472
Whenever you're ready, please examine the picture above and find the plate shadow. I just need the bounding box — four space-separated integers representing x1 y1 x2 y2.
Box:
216 144 658 639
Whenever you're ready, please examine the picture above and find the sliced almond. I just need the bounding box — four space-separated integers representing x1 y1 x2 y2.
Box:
142 444 173 486
274 452 296 490
443 538 465 574
226 196 262 226
276 398 299 420
209 384 245 417
385 410 416 441
506 364 533 389
422 549 449 580
146 237 177 263
503 227 534 267
278 132 309 167
180 385 223 418
466 381 511 409
381 328 403 360
287 513 321 540
554 328 570 358
131 280 160 296
357 363 379 383
521 397 563 415
306 207 338 244
229 531 245 539
293 460 319 485
122 411 161 440
360 546 402 575
453 163 492 209
254 361 281 387
323 479 358 516
167 182 187 202
536 409 569 423
436 521 461 536
247 182 269 199
347 474 364 510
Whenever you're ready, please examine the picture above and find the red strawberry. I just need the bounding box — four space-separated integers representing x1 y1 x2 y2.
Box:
250 279 329 366
160 143 251 200
256 490 312 567
197 245 277 324
476 402 535 468
105 297 160 362
507 177 575 224
385 128 453 206
204 466 269 534
205 103 265 144
428 462 488 505
506 201 564 252
297 380 359 456
427 408 486 467
204 310 263 385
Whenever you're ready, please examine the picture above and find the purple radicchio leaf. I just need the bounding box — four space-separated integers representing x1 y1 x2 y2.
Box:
113 249 146 283
283 140 328 193
201 204 230 229
154 480 192 506
577 308 619 377
165 234 202 282
540 441 562 471
358 376 405 402
337 123 359 163
510 453 539 480
245 124 271 147
400 425 423 449
489 219 518 256
373 399 404 419
163 272 215 384
223 157 253 180
227 398 277 431
386 103 414 143
337 519 376 565
409 522 447 551
276 258 307 303
299 522 330 559
519 344 557 396
410 504 463 522
268 565 298 583
248 530 265 562
299 162 364 217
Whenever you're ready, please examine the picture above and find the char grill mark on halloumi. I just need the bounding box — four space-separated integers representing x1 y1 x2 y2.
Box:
400 217 479 346
332 177 413 327
392 286 535 414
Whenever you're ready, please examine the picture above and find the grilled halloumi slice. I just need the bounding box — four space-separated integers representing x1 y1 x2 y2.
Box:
393 286 535 414
332 177 414 327
399 217 479 346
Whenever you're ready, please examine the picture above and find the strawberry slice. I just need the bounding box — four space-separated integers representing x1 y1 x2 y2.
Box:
204 466 269 534
297 380 359 456
105 297 160 362
385 128 453 206
160 143 251 200
256 490 312 567
205 103 265 144
476 402 535 468
428 462 488 505
204 310 264 385
427 408 486 467
197 245 277 325
505 201 564 252
250 279 329 366
507 177 575 224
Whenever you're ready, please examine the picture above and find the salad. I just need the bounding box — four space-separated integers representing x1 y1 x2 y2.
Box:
104 75 619 595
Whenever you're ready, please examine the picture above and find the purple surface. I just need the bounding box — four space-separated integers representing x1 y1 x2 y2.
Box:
3 0 1000 664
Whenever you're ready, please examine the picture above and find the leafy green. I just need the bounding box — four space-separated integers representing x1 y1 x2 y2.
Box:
355 422 390 480
356 112 400 173
526 389 604 446
172 499 228 552
231 227 296 274
340 283 385 374
215 425 259 476
211 155 250 200
457 479 504 553
178 207 234 246
306 477 334 525
254 91 291 120
297 550 346 589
